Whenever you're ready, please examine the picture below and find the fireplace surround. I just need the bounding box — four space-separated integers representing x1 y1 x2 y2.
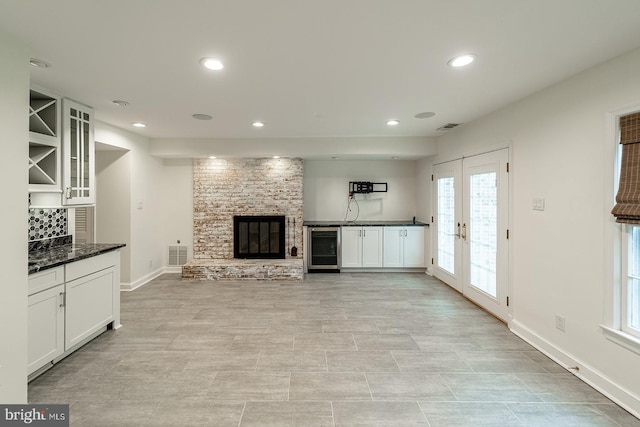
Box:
184 158 303 280
233 215 286 259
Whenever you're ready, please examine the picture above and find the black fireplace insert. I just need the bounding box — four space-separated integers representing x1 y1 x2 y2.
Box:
233 215 286 259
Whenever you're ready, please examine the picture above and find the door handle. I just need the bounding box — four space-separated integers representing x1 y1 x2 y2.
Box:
59 292 65 308
461 223 467 241
455 222 461 239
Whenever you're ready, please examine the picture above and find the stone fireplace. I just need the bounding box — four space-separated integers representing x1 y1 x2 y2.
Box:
182 157 303 280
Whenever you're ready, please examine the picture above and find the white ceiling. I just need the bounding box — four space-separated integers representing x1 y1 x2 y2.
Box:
3 0 640 148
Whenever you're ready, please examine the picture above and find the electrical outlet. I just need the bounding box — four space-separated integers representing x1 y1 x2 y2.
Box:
555 314 566 332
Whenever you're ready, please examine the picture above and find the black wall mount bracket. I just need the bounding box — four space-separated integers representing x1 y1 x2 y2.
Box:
348 181 388 195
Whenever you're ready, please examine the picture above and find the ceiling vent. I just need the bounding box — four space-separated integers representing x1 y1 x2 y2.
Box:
436 123 462 131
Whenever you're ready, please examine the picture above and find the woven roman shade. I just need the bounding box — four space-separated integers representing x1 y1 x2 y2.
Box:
612 112 640 224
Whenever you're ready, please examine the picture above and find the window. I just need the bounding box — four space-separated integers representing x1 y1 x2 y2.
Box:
603 110 640 353
623 226 640 338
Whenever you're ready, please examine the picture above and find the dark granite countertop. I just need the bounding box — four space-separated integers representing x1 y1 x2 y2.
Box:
28 236 125 274
303 220 429 227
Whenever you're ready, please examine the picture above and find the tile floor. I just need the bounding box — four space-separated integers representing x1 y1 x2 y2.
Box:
28 273 640 426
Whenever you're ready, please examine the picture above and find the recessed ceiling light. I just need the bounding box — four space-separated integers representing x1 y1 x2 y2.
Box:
208 155 217 159
29 58 51 68
192 114 213 120
447 54 476 67
392 156 399 160
252 121 265 128
200 58 224 71
132 122 147 128
112 100 130 107
332 156 340 160
386 120 399 126
273 155 280 159
414 112 435 119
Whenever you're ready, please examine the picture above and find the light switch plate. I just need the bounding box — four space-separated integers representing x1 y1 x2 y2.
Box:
532 197 545 211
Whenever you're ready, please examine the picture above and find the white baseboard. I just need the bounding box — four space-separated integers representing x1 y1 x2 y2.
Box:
339 267 427 273
120 267 165 291
510 320 640 419
120 266 184 291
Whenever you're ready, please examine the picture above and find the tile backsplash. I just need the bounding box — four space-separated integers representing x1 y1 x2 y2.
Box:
28 208 68 241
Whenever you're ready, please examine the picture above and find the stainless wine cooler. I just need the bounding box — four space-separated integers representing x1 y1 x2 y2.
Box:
307 227 341 272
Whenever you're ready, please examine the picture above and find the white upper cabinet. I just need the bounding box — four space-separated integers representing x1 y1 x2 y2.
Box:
62 98 95 205
28 88 96 208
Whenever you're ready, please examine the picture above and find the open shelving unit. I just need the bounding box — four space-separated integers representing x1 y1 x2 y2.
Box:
29 145 56 185
29 87 61 193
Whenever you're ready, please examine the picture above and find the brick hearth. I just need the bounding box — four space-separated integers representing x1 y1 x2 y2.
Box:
182 259 303 281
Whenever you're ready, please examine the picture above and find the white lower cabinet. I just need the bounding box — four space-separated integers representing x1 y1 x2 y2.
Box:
28 284 65 375
383 226 425 267
341 226 383 268
65 267 115 350
27 251 120 377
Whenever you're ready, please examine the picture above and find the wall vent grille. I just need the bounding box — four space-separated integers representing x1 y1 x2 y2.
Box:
169 246 188 266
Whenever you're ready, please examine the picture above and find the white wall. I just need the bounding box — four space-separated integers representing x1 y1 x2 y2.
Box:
416 157 434 270
423 48 640 414
415 157 433 223
304 160 418 221
0 32 29 403
95 122 165 288
96 149 132 282
161 159 193 265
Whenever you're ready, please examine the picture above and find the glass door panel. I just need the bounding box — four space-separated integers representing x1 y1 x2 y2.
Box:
433 160 463 292
63 99 94 205
433 149 509 320
469 171 498 298
462 149 509 321
437 177 456 275
70 109 78 197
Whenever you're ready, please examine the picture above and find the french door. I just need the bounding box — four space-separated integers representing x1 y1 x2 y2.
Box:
433 149 509 321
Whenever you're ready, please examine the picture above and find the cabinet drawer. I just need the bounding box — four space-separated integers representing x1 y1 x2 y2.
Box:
28 266 64 296
66 251 118 281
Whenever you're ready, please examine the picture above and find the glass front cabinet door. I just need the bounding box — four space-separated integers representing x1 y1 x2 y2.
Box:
62 99 95 206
